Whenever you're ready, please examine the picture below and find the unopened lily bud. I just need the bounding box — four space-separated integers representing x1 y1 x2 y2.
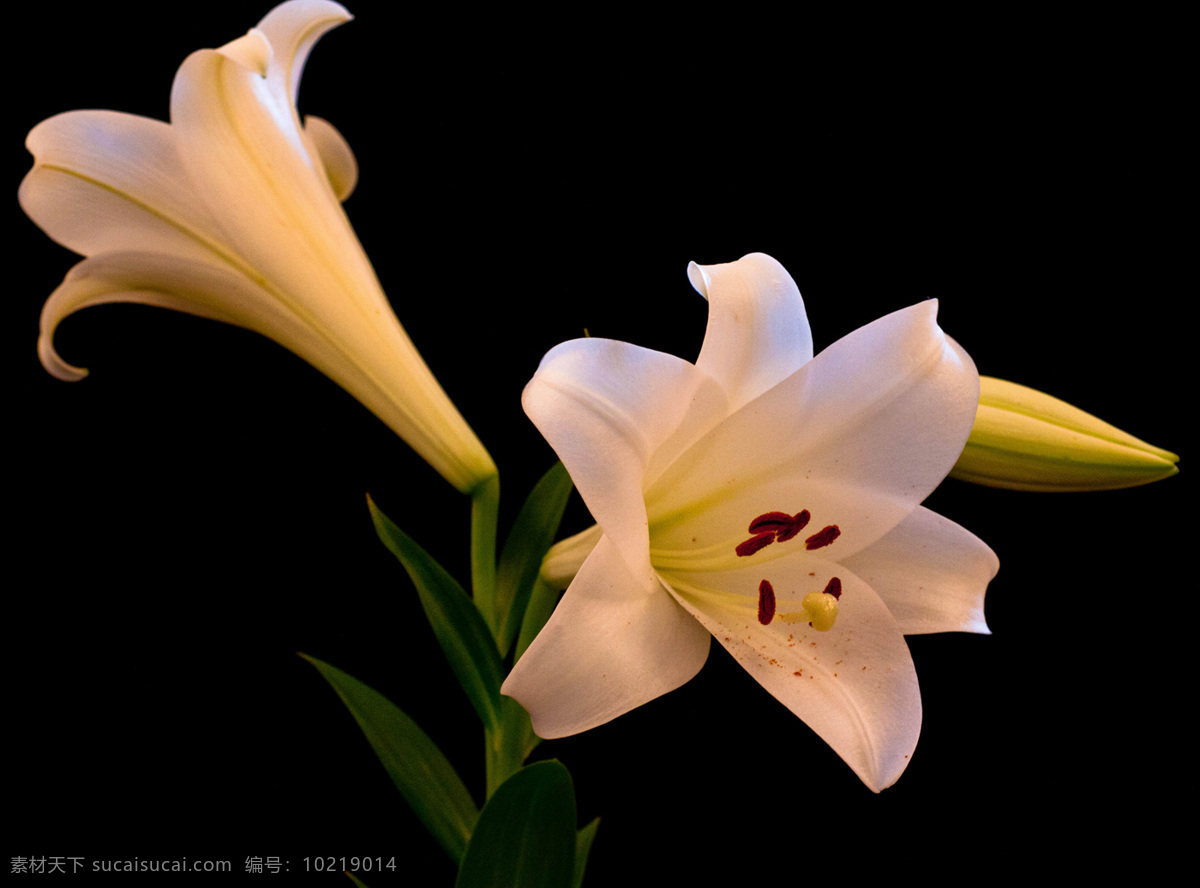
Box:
951 377 1178 492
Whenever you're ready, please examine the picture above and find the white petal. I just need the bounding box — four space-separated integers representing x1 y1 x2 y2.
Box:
502 535 711 738
663 562 921 792
646 301 980 566
690 252 813 411
523 337 725 580
19 111 235 266
840 506 998 635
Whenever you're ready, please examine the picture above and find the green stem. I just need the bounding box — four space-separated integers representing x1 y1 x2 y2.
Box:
485 697 540 800
469 473 500 638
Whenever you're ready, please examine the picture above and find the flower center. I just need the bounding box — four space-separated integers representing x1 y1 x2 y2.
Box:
738 508 844 630
756 577 842 631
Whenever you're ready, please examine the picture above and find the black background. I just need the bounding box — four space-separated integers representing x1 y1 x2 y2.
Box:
9 3 1189 884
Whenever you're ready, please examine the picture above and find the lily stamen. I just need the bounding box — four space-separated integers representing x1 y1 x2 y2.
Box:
804 525 841 550
737 508 815 557
757 579 776 625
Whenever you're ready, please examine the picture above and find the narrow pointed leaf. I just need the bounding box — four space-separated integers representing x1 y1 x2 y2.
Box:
368 496 504 731
344 876 371 888
573 818 600 888
301 654 478 864
496 462 574 654
454 761 576 888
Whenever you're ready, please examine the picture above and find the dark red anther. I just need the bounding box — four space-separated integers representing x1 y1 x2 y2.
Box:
823 577 843 600
774 510 811 542
758 579 776 625
736 532 775 558
804 525 841 550
748 512 795 534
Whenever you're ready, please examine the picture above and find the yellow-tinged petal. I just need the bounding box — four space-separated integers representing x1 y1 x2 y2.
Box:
38 252 288 381
303 115 358 201
540 525 603 590
951 376 1179 492
19 111 233 266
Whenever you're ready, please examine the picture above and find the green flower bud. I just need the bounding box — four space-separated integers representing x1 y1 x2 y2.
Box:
951 377 1178 492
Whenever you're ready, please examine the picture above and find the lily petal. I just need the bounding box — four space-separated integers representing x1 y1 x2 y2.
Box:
502 534 712 738
170 31 386 324
690 252 813 411
19 111 232 266
646 301 979 565
303 115 358 201
840 506 997 635
522 337 725 580
664 563 921 792
255 0 352 107
38 251 326 382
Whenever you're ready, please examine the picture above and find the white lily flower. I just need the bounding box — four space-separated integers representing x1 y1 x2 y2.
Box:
19 0 496 494
502 253 999 791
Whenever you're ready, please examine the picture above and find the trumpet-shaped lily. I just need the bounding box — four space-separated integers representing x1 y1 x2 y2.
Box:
19 0 495 494
951 376 1179 491
502 253 999 791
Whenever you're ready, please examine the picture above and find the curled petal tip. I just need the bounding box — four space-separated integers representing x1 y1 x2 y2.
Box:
686 261 710 299
37 333 88 382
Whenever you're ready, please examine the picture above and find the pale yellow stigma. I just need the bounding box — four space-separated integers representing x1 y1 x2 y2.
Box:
801 592 839 631
777 591 840 631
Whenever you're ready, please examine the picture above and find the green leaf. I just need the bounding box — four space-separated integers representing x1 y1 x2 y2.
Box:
573 818 600 888
455 761 577 888
495 462 573 656
301 654 478 864
344 875 371 888
368 496 504 731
